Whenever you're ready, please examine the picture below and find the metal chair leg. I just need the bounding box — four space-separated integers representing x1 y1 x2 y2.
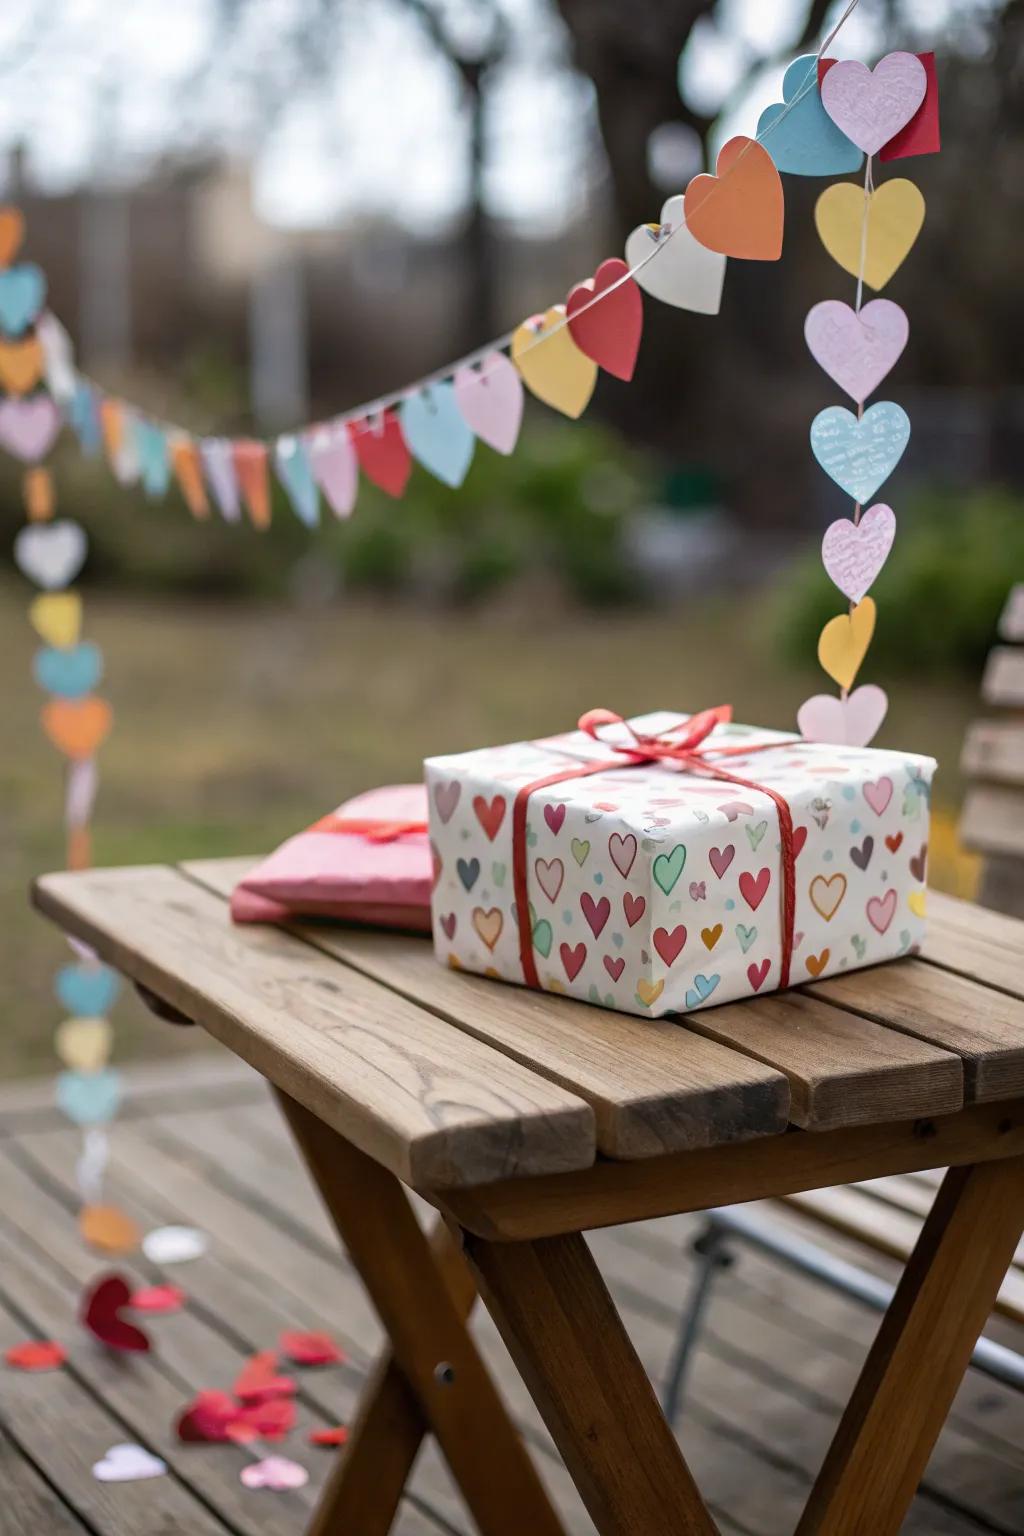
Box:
661 1217 734 1427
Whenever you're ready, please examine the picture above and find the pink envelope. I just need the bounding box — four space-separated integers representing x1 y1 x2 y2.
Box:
230 785 432 932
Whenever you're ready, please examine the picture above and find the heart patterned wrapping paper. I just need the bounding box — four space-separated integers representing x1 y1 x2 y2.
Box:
425 712 934 1018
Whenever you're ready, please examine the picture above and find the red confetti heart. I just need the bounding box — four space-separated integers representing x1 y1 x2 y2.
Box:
280 1329 345 1367
309 1425 349 1448
233 1349 297 1404
130 1285 186 1314
177 1390 239 1443
234 1396 297 1442
4 1339 67 1372
82 1274 151 1353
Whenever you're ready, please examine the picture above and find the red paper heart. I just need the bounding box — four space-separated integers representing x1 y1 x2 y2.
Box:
82 1274 151 1353
4 1339 67 1372
233 1396 297 1442
233 1350 296 1404
280 1329 344 1367
348 410 411 498
177 1390 239 1443
309 1425 349 1448
130 1284 186 1314
566 259 644 382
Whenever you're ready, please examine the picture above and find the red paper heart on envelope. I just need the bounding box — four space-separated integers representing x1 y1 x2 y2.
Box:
82 1274 151 1353
566 259 644 382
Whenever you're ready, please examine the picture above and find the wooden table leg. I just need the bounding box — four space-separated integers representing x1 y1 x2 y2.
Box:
797 1154 1024 1535
276 1091 566 1536
462 1227 720 1536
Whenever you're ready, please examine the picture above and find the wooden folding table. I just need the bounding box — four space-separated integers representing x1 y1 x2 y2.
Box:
32 858 1024 1536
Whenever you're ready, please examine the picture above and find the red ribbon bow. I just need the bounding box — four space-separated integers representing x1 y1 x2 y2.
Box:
513 707 797 997
308 814 427 843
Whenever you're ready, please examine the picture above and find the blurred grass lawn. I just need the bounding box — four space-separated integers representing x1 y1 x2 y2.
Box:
1 581 981 1081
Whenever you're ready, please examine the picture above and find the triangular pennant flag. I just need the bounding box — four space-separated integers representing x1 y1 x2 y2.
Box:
233 440 271 529
169 434 209 520
134 419 171 498
200 438 241 522
308 427 357 518
274 435 319 527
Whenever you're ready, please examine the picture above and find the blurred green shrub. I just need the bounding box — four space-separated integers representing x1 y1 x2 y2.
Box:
776 485 1024 675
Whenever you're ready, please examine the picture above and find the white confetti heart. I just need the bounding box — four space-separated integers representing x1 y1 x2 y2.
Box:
14 520 87 591
142 1225 208 1264
92 1444 167 1482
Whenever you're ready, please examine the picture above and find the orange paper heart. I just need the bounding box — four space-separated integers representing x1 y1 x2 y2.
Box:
24 467 55 522
684 137 784 261
80 1204 141 1255
42 697 113 760
0 205 25 267
0 335 44 396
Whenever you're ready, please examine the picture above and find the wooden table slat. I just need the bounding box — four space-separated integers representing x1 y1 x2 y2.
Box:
31 866 595 1190
922 892 1024 1000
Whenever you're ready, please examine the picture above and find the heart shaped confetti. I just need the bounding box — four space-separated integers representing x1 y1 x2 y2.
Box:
511 306 597 419
142 1225 208 1264
234 1350 297 1404
92 1444 167 1483
79 1204 140 1255
818 598 876 691
820 52 927 156
757 54 862 177
565 258 643 382
177 1390 240 1443
4 1339 67 1372
624 196 726 315
804 299 908 405
280 1329 344 1367
821 503 896 603
815 178 925 292
131 1284 186 1313
453 352 523 455
14 520 87 591
810 402 910 504
240 1455 309 1492
684 137 784 261
82 1274 151 1353
309 1425 349 1448
797 685 888 747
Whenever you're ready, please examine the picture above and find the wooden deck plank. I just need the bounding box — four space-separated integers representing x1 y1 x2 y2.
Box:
806 959 1024 1103
183 857 792 1159
31 865 596 1188
0 1429 93 1536
923 892 1024 1000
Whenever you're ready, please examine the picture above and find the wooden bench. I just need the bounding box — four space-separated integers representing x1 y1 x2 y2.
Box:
961 582 1024 915
31 856 1024 1536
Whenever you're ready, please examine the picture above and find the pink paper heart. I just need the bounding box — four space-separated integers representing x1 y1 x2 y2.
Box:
821 503 896 603
309 430 357 518
821 51 927 155
453 352 523 456
240 1455 309 1491
804 300 908 405
0 395 62 462
797 686 888 748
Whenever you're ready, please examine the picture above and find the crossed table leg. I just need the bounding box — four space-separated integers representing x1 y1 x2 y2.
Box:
280 1089 1024 1536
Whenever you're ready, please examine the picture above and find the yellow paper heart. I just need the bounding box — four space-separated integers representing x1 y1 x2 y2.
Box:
908 890 927 918
55 1016 113 1072
818 598 876 691
0 335 44 396
29 592 82 648
815 179 925 292
636 977 665 1008
511 306 597 419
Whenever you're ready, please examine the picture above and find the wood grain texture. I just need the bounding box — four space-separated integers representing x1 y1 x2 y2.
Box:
464 1229 719 1536
680 989 963 1130
184 857 791 1159
807 958 1024 1102
31 866 595 1188
961 719 1024 785
436 1097 1024 1241
278 1093 568 1536
796 1156 1024 1535
960 784 1024 859
923 891 1024 1000
0 1431 92 1536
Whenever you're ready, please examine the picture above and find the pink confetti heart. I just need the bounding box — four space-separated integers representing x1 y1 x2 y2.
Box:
240 1455 309 1492
797 686 888 748
821 51 927 155
804 300 908 406
0 394 62 462
453 352 523 456
821 503 896 603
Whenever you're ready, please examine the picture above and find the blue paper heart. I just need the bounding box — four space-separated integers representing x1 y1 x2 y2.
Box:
685 973 721 1009
33 642 103 699
757 55 863 176
55 964 120 1017
134 419 171 498
0 263 47 335
400 384 475 488
457 857 480 891
56 1068 122 1126
275 437 320 527
68 381 102 457
810 402 910 504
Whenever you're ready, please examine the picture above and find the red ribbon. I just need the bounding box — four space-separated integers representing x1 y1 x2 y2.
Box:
308 814 427 843
514 706 797 997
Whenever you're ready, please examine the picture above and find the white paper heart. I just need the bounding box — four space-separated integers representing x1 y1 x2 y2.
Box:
624 196 726 316
37 311 77 404
92 1444 167 1482
14 520 87 591
797 685 888 747
65 757 100 830
142 1225 208 1264
820 52 927 156
75 1127 110 1205
453 352 523 455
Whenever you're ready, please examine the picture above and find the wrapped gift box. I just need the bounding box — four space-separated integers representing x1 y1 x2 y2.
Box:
424 711 934 1018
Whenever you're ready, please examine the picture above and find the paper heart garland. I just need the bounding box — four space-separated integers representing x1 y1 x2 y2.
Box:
33 641 103 699
0 205 25 265
201 438 241 521
308 428 358 517
56 962 119 1016
92 1444 167 1483
815 179 925 292
57 1068 122 1126
14 520 87 591
756 54 862 176
37 311 77 402
511 306 597 419
684 137 784 261
817 597 876 691
233 440 271 528
349 410 412 498
565 258 643 382
135 420 171 498
275 436 319 527
82 1274 151 1352
810 401 910 505
453 352 523 454
30 592 82 648
820 52 927 156
804 299 908 405
797 686 888 748
624 197 726 315
42 696 113 760
0 394 62 462
821 503 896 602
401 383 475 487
0 334 44 394
0 263 46 335
55 1015 113 1071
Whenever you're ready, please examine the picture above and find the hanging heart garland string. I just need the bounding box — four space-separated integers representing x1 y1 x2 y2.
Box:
798 49 931 747
5 212 124 1240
